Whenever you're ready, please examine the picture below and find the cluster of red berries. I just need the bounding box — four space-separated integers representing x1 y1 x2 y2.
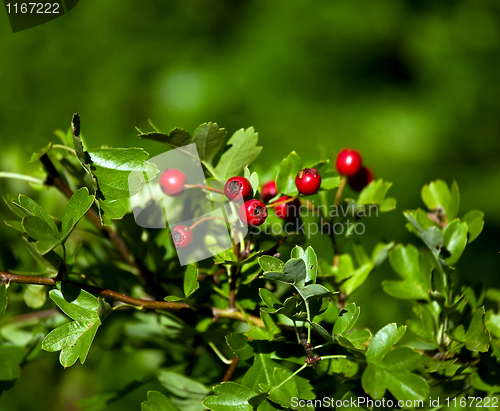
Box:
161 148 372 249
239 167 322 226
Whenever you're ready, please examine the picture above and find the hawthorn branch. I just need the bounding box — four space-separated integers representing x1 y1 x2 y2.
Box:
0 270 264 328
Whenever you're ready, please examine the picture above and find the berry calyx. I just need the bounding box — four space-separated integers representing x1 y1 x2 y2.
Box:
160 169 186 196
239 199 268 226
224 176 252 201
171 225 193 249
347 166 374 192
335 149 362 177
260 181 277 203
273 196 301 220
295 168 321 195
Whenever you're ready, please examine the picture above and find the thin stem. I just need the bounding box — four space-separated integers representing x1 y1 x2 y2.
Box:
189 216 227 230
305 302 312 344
52 144 76 154
0 172 45 185
208 342 233 365
268 363 308 395
293 321 302 344
266 195 299 208
321 355 347 360
334 176 347 207
221 357 239 382
312 343 334 350
184 184 225 194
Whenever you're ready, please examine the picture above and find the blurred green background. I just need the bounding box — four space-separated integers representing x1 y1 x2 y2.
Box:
1 0 499 410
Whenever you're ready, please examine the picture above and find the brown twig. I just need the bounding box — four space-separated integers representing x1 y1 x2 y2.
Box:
0 270 264 328
221 357 240 382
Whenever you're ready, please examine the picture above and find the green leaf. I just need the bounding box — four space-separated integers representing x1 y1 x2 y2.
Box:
421 180 457 222
404 212 444 258
332 303 360 337
13 195 58 233
0 345 27 380
259 289 283 310
291 246 317 284
183 265 199 298
23 284 47 309
202 382 255 411
362 324 428 401
249 172 260 196
465 307 490 353
470 373 500 394
213 127 262 181
362 346 428 402
22 215 60 255
345 330 371 350
296 284 331 301
357 179 396 212
139 127 192 149
142 391 179 411
485 310 500 339
258 256 284 273
383 244 431 301
42 283 111 367
276 152 301 197
372 242 394 267
309 160 330 175
88 148 159 225
407 304 437 346
311 322 336 344
241 353 313 408
60 187 95 241
352 242 370 266
0 284 7 321
29 140 53 163
268 367 299 407
226 333 255 361
192 122 227 174
261 258 306 287
157 370 210 399
332 254 354 281
442 220 468 266
450 181 460 221
319 171 341 191
366 323 406 365
72 118 159 226
241 354 276 392
462 210 484 243
339 263 372 296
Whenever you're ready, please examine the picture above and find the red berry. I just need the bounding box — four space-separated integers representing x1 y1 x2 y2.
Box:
171 225 193 249
160 169 186 196
335 149 362 177
347 166 374 192
239 199 268 226
273 196 301 221
295 168 321 195
260 181 278 203
225 177 252 201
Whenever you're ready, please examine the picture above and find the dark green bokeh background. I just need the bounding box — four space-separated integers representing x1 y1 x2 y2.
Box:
1 1 499 409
